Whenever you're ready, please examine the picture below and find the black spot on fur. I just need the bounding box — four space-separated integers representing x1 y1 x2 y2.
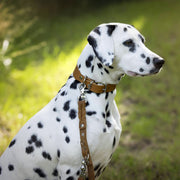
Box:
37 122 43 128
108 52 114 56
31 134 37 142
56 117 61 122
86 55 93 68
65 136 70 143
103 128 107 133
123 39 136 52
127 25 132 28
86 101 90 107
35 140 42 148
146 57 150 64
107 25 117 36
138 34 145 43
139 68 144 72
106 120 112 128
0 166 2 174
97 63 103 69
105 92 109 99
53 107 57 112
106 111 110 117
69 109 77 119
63 126 68 133
96 93 101 97
57 149 60 158
8 164 14 171
61 91 66 96
68 75 73 79
113 136 116 147
52 168 58 176
70 80 80 89
28 139 32 144
66 176 74 180
104 68 109 74
141 54 146 58
105 62 110 66
87 35 97 48
94 27 101 35
26 146 34 154
94 163 101 171
123 27 128 32
91 65 94 73
27 126 31 129
78 64 81 69
86 111 97 116
105 103 109 111
42 151 52 160
102 112 106 118
9 139 16 148
66 169 71 174
109 65 114 69
76 170 80 176
63 101 70 111
33 168 46 178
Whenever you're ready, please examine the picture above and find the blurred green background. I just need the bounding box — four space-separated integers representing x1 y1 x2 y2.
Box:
0 0 180 179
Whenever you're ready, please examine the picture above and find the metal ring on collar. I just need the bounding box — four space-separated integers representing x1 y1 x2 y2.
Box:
96 82 107 93
103 84 107 92
88 80 95 91
83 76 87 84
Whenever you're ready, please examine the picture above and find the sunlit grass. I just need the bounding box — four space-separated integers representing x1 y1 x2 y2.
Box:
131 16 146 30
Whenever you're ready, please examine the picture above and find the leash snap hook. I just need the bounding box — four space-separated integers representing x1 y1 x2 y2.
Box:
79 76 87 101
80 158 87 178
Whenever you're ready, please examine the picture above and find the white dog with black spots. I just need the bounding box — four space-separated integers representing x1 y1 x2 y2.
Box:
0 23 164 180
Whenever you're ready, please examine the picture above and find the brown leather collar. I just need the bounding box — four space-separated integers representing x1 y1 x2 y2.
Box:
73 65 116 94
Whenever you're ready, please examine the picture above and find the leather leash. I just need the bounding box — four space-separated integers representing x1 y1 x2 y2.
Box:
73 65 116 180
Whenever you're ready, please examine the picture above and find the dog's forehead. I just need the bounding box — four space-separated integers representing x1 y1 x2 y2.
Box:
98 23 143 38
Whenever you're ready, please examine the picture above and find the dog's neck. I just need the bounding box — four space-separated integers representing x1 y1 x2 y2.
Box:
77 44 124 85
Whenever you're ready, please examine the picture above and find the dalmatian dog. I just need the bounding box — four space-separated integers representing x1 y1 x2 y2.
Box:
0 23 164 180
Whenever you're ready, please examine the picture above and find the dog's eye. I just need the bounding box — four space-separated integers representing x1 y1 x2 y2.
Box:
123 39 134 47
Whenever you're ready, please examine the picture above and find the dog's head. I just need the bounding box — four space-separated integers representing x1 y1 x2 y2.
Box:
87 23 164 77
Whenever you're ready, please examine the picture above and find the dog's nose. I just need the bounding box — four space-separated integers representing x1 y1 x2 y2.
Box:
153 58 165 69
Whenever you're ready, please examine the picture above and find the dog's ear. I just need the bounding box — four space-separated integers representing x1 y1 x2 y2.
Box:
87 24 117 66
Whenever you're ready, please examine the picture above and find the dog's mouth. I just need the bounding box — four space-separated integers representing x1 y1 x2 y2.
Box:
127 68 161 77
127 71 149 77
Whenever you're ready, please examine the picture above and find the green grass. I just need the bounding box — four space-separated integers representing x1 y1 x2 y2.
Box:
0 0 180 179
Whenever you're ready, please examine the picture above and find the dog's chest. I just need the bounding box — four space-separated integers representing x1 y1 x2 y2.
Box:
52 77 122 166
